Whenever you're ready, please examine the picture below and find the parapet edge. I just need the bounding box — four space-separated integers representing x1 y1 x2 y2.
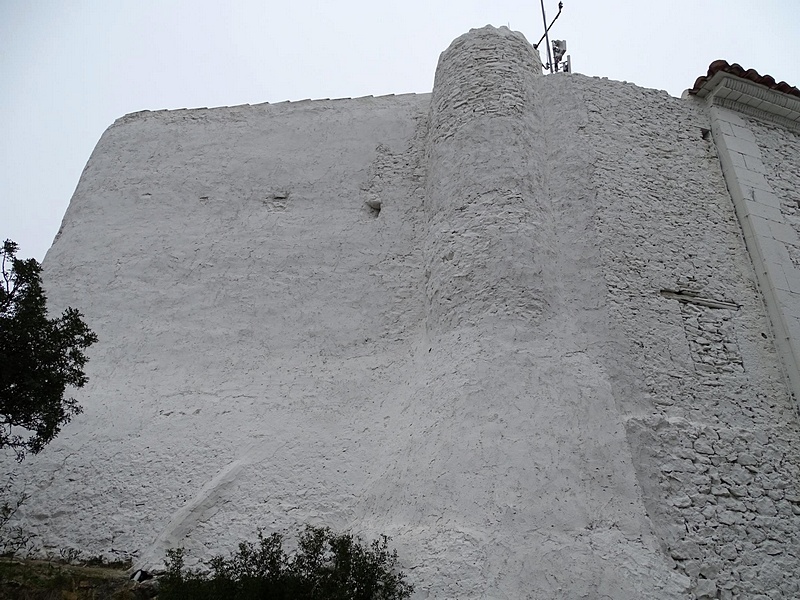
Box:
110 92 431 128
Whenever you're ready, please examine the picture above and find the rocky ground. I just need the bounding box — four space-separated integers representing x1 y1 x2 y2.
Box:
0 559 157 599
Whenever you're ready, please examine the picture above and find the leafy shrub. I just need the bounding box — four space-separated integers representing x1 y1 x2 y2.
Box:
159 525 414 600
0 239 97 461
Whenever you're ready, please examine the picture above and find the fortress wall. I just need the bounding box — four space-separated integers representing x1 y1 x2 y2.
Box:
579 76 800 597
9 25 800 600
130 103 436 569
349 28 688 598
31 93 431 564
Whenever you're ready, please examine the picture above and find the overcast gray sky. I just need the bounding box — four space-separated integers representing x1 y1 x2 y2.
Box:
3 0 799 261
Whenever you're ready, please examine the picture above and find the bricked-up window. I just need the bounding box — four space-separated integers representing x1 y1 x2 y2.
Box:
680 303 744 375
660 290 744 375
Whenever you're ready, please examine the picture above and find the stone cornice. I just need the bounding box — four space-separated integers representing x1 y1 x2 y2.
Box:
695 72 800 132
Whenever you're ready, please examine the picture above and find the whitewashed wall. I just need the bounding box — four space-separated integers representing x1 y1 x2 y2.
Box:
7 25 800 600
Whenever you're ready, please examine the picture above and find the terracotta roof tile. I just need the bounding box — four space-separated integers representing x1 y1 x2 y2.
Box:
689 60 800 99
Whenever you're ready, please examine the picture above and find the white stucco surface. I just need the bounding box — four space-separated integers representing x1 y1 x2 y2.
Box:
6 26 800 599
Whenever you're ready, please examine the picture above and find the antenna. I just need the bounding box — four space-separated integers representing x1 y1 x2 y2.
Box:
534 2 570 74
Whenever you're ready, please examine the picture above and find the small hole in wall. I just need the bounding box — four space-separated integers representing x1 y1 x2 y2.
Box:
701 128 711 140
263 191 290 211
365 199 382 217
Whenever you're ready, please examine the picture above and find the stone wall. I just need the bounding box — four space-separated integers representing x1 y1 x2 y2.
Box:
28 92 433 566
385 26 687 598
7 25 800 600
579 75 800 598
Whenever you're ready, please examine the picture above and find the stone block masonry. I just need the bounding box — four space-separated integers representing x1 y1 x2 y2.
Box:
5 25 800 599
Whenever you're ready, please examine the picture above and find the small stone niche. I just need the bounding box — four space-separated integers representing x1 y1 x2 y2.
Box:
365 199 382 217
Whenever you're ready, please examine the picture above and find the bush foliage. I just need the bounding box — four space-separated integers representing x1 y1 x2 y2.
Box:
159 526 414 600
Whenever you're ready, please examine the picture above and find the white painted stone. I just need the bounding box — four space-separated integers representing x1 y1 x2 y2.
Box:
721 133 760 157
743 199 783 222
752 189 782 209
731 124 757 143
743 154 767 173
695 578 718 599
3 24 800 600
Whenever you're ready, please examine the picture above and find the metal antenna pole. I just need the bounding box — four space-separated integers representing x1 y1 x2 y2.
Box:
540 0 554 73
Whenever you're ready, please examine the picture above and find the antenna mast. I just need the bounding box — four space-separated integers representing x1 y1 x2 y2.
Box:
534 1 570 74
539 0 554 74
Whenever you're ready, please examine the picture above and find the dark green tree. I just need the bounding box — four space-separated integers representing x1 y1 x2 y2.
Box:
0 240 97 461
